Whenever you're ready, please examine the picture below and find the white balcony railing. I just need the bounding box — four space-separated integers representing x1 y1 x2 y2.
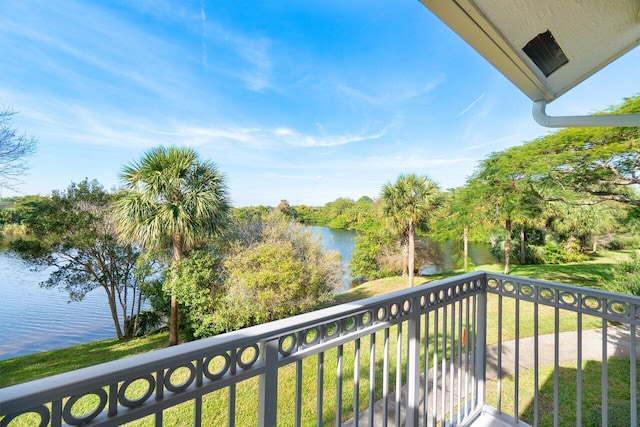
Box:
1 272 639 426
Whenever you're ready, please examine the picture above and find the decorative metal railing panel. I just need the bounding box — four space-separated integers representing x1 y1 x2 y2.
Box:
2 272 639 426
484 273 640 427
0 272 486 427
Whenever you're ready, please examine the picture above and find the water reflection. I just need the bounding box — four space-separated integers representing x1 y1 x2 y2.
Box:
306 226 356 292
306 226 495 289
417 238 496 275
0 250 120 360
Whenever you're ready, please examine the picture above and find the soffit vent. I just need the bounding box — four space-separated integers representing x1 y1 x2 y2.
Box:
522 30 568 77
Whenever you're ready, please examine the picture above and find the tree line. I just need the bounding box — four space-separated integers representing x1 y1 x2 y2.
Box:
285 96 640 280
1 147 341 346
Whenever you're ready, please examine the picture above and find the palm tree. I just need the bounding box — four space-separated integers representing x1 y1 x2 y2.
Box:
381 174 440 287
113 146 229 345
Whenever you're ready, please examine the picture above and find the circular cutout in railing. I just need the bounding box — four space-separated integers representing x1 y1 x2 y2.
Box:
360 311 372 326
303 327 321 346
324 321 340 338
0 406 50 427
164 364 196 393
279 333 297 356
62 389 107 425
345 316 357 331
539 288 554 301
608 301 629 316
204 353 231 380
559 292 578 307
428 292 436 305
237 345 260 369
519 284 534 297
402 299 411 314
582 296 603 311
119 375 156 408
390 303 400 318
502 281 516 293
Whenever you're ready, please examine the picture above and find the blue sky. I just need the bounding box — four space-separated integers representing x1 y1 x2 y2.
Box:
1 1 639 206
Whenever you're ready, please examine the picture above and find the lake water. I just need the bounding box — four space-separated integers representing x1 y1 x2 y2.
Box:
0 252 124 360
0 228 493 360
308 226 496 282
307 225 357 292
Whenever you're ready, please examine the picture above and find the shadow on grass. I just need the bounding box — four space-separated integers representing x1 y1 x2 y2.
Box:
509 263 616 289
514 359 639 426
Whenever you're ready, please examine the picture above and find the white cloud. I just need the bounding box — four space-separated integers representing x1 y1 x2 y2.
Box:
458 93 485 116
0 4 190 101
205 22 275 92
3 83 394 156
200 3 208 66
292 128 389 147
336 75 444 105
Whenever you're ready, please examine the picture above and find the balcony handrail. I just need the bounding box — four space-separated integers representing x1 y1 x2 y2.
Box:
486 272 640 325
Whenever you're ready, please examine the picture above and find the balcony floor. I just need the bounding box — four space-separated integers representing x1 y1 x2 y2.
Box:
471 408 530 427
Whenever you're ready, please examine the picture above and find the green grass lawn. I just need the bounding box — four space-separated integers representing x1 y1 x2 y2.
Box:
0 252 631 425
0 332 169 387
486 359 640 426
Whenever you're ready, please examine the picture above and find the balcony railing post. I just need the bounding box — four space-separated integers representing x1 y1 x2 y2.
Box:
474 275 488 412
406 298 421 426
258 338 279 427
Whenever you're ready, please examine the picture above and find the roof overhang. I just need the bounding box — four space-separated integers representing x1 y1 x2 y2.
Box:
419 0 640 127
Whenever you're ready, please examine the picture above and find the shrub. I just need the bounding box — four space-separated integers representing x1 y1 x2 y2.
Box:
528 242 589 264
607 235 640 250
609 251 640 296
201 212 342 335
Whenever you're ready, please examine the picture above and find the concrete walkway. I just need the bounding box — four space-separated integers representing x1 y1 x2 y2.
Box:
343 325 640 426
485 324 640 380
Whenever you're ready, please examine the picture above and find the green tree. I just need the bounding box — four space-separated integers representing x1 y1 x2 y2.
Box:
316 197 356 227
432 187 488 271
293 204 318 224
381 174 440 286
220 211 341 330
10 180 151 339
547 201 625 252
232 205 272 224
467 148 545 274
342 196 382 232
168 249 226 339
524 96 640 208
113 146 230 346
277 199 297 218
349 231 395 281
